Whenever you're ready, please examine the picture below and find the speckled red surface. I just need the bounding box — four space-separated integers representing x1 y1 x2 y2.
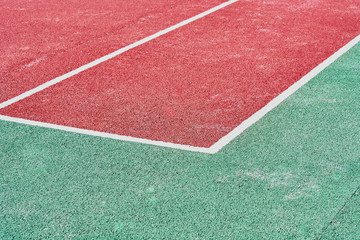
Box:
0 0 227 102
1 0 359 147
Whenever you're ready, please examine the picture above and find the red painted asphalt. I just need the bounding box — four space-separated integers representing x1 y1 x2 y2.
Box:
1 0 359 147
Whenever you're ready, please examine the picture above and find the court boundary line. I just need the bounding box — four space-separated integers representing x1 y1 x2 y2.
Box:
0 114 213 153
2 35 359 154
0 0 239 110
0 9 358 154
208 34 360 153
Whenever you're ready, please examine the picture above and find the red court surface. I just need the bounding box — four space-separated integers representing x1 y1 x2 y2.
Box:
1 0 360 148
0 0 226 102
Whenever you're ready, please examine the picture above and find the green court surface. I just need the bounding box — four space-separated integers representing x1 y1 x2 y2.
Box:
1 43 359 239
321 187 360 240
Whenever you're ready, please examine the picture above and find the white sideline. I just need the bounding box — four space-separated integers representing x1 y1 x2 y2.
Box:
208 34 360 153
0 0 240 110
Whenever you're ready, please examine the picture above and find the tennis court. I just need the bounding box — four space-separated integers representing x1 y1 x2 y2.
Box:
1 0 360 238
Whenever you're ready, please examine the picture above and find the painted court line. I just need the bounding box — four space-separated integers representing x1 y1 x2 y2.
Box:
208 34 360 153
0 0 239 110
0 114 212 153
2 34 358 154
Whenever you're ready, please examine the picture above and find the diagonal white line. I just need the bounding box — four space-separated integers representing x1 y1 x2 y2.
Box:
1 36 359 154
0 0 240 109
208 34 360 154
0 35 359 154
0 3 358 154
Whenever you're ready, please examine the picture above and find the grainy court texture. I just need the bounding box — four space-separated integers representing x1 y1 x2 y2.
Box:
1 0 360 239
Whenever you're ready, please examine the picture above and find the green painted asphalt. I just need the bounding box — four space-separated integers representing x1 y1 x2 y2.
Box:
1 43 359 239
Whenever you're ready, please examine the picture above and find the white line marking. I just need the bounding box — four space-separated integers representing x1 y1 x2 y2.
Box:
0 35 360 154
208 34 360 154
0 35 359 154
0 115 213 153
0 11 358 154
0 0 240 109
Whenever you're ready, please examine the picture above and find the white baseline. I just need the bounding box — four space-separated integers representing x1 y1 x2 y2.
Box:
0 114 212 153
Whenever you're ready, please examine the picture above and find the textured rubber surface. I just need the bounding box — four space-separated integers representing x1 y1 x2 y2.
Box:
1 42 359 239
0 0 226 102
1 0 359 148
319 187 360 239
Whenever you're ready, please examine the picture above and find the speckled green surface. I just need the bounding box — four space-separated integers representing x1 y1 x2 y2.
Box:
1 43 359 239
320 187 360 240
